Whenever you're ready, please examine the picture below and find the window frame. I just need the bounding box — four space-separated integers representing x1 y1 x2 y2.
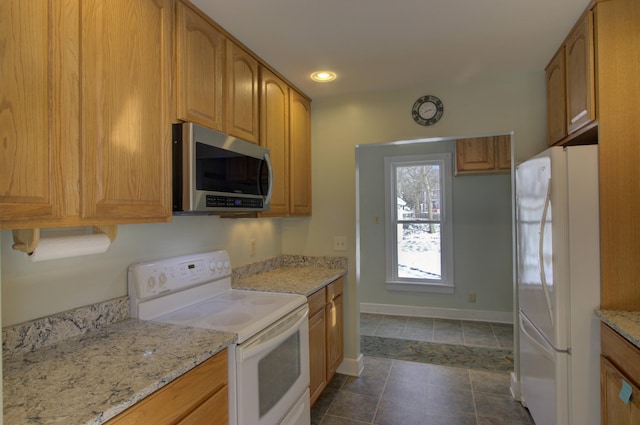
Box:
383 153 454 293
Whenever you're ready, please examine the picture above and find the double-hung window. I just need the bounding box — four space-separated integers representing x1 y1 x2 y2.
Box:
384 153 454 293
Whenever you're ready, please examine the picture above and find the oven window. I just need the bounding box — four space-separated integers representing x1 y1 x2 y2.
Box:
258 331 301 418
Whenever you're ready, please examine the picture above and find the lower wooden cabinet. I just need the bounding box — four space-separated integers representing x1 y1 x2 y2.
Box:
308 277 344 405
105 349 228 425
601 323 640 425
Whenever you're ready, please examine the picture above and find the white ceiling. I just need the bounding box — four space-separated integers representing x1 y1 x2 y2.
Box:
191 0 589 100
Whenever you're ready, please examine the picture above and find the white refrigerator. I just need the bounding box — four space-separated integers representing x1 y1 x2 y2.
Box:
516 145 600 425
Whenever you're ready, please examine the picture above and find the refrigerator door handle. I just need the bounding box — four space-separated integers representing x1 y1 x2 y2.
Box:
538 178 554 325
520 311 570 355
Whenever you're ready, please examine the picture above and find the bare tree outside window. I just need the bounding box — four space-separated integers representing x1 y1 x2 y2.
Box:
395 163 442 279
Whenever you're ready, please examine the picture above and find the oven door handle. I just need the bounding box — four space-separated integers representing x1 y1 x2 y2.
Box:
239 305 309 360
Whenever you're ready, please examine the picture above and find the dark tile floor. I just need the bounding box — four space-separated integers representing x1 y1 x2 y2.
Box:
311 314 533 425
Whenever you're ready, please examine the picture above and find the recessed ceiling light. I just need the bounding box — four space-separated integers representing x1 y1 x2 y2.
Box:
310 71 337 82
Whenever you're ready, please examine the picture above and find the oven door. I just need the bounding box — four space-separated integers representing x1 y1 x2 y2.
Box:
235 304 310 425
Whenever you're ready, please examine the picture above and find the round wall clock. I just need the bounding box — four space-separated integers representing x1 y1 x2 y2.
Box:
411 95 444 126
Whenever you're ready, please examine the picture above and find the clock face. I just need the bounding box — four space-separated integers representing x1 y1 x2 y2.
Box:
412 95 444 126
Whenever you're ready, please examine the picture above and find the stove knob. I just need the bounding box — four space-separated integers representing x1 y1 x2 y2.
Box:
159 272 167 289
216 261 223 270
146 276 156 295
223 259 230 270
208 261 215 271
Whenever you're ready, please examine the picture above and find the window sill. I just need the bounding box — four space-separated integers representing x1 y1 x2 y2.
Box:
385 281 454 294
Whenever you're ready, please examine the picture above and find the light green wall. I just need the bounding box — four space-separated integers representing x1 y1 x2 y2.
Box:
282 70 548 360
357 139 512 311
1 217 282 326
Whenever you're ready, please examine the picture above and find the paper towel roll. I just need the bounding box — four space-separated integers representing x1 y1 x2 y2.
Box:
29 234 111 262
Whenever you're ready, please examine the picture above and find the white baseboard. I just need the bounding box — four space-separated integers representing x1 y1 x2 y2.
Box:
336 354 364 377
360 303 513 324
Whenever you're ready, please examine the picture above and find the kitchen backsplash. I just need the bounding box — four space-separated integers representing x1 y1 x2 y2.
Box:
3 296 129 360
2 255 347 360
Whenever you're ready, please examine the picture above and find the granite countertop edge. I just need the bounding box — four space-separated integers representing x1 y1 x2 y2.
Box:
596 309 640 349
3 319 235 425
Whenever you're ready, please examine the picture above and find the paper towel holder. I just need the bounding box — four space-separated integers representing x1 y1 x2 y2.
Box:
12 225 118 255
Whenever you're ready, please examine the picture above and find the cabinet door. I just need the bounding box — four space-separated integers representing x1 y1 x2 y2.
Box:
546 47 567 146
260 68 290 216
289 90 312 216
455 137 496 173
178 386 228 425
326 293 344 380
308 308 327 405
601 357 640 425
175 1 225 131
81 0 172 222
226 40 260 144
0 0 78 228
566 11 595 134
495 135 511 170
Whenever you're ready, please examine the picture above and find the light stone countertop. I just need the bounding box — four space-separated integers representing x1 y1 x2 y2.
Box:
597 310 640 349
3 257 347 425
3 319 235 425
233 266 346 296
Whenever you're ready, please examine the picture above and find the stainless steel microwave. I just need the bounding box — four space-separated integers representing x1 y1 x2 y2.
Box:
172 123 272 213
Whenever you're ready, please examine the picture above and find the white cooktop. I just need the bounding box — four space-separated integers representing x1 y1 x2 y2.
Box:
128 251 306 343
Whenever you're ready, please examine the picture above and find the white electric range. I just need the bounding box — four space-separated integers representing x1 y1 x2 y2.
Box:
128 251 310 425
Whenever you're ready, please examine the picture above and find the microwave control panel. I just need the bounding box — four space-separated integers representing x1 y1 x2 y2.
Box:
206 195 263 209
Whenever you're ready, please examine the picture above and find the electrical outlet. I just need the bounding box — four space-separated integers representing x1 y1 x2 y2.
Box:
333 236 347 251
249 239 256 256
468 291 476 303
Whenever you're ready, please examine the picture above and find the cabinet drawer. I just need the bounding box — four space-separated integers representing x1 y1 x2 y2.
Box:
179 382 228 425
106 349 228 425
308 289 326 316
601 323 640 383
327 277 344 301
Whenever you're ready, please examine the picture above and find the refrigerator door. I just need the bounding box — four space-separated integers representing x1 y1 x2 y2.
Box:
516 147 569 350
519 310 569 425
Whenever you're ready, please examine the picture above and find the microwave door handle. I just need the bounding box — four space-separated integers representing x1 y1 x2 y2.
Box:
264 152 274 204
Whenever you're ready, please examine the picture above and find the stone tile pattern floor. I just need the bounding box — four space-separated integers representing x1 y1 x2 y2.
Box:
311 314 534 425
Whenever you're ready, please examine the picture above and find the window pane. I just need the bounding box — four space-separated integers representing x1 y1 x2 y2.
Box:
397 223 441 279
395 164 441 221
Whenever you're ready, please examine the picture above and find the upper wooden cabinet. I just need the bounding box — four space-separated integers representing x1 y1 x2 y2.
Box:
0 0 173 230
81 0 173 222
259 68 312 217
175 1 225 132
546 10 596 146
260 68 290 216
546 47 567 145
566 12 596 134
0 1 68 224
455 135 511 175
175 1 260 144
226 40 260 144
289 91 312 216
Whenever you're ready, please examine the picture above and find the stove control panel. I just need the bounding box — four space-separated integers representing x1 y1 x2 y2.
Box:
128 250 231 301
